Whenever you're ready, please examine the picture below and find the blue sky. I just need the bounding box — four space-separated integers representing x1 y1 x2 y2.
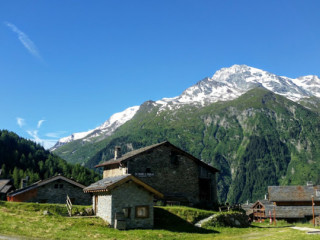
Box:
1 0 320 148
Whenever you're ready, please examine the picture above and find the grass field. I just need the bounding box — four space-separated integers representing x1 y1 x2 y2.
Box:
1 201 320 240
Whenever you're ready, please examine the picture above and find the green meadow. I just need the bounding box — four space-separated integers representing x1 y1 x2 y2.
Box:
0 201 320 240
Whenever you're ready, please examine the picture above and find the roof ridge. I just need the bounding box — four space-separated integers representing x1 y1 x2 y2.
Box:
95 141 219 173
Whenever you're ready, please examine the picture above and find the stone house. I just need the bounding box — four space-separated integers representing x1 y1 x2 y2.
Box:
96 141 219 206
84 174 163 229
7 175 91 205
268 184 320 221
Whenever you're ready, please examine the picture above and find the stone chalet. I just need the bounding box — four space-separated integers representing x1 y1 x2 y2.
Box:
7 175 91 205
95 141 219 206
0 179 15 200
267 184 320 221
84 174 163 229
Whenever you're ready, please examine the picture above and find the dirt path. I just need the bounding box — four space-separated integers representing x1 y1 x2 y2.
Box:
291 226 320 234
0 235 22 240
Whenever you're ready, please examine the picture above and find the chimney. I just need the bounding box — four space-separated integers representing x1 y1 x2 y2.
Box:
114 146 122 160
20 176 29 189
265 194 268 200
307 181 313 187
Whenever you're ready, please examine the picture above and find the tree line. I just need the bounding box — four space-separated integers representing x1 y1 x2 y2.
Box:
0 130 101 189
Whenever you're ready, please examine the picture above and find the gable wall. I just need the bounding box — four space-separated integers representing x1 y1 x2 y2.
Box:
10 179 91 205
103 166 127 178
93 181 154 229
112 181 154 228
127 145 200 204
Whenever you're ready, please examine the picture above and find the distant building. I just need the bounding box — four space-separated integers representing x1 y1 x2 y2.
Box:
7 175 91 205
96 141 219 206
84 174 163 229
0 179 15 201
267 184 320 221
250 200 274 222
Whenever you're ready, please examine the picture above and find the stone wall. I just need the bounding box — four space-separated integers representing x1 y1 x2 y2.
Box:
93 181 154 229
102 144 218 205
103 167 127 178
112 181 154 229
127 145 200 204
93 193 112 223
25 179 91 205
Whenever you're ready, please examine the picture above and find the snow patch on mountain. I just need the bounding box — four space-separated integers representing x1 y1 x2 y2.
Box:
51 106 140 151
52 64 320 151
155 65 318 112
292 75 320 98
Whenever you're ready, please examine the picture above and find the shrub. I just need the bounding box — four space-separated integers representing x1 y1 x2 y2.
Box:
202 211 250 228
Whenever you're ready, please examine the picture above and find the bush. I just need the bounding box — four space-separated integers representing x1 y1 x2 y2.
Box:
202 211 250 228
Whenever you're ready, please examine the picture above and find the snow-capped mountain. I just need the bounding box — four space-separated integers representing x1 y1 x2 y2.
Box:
52 65 320 151
51 106 140 151
155 65 317 109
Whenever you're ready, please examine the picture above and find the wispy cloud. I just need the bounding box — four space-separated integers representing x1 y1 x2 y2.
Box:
37 119 45 128
27 129 57 149
27 130 41 142
16 117 63 149
5 21 42 60
45 131 67 138
16 117 26 127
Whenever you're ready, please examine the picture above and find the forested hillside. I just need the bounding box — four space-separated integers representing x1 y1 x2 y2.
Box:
85 88 320 204
0 130 100 188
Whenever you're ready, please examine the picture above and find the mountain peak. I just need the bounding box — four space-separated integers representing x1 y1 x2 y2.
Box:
52 65 320 152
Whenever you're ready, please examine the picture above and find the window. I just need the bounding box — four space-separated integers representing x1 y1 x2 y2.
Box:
123 207 131 218
135 206 149 218
59 184 63 189
39 199 48 203
54 184 58 188
146 168 151 173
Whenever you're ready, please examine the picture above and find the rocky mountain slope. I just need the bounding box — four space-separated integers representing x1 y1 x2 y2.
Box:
52 65 320 165
51 65 320 203
86 88 320 203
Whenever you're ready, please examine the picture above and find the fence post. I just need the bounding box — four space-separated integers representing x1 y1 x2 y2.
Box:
66 195 72 217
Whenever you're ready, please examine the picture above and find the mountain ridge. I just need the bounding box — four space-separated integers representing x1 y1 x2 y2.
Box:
52 65 320 167
85 87 320 203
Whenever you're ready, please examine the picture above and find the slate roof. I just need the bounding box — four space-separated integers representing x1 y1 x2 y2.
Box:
7 175 86 197
251 199 274 209
84 174 130 192
0 180 10 190
83 174 163 198
95 141 219 173
0 179 13 194
268 185 320 202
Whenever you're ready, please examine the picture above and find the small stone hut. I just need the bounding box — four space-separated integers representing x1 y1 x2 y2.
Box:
84 174 163 229
7 175 91 205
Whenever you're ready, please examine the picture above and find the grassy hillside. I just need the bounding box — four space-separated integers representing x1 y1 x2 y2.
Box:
1 201 318 240
83 88 320 203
